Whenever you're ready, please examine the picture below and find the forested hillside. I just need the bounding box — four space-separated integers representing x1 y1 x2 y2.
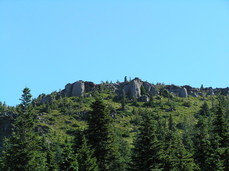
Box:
0 78 228 171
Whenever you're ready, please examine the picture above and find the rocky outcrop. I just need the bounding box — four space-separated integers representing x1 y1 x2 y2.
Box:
38 77 229 105
143 82 158 96
63 81 86 97
72 81 85 97
166 85 188 98
123 78 142 98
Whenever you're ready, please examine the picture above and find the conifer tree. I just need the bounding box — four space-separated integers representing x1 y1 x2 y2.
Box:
1 88 40 171
212 105 228 148
199 102 211 117
193 116 212 170
223 148 229 171
163 130 195 170
132 111 164 170
46 147 58 171
59 143 78 171
77 135 99 171
163 116 195 171
87 98 122 171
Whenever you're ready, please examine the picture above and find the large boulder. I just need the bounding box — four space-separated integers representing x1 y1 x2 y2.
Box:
130 78 142 98
179 87 188 98
63 81 86 97
143 82 158 95
123 78 142 98
72 81 85 97
166 85 188 98
65 83 72 97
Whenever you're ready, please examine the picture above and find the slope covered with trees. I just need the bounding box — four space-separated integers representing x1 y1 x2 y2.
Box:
0 78 228 170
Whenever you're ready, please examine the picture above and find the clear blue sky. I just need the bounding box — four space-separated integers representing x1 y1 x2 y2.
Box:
1 0 229 106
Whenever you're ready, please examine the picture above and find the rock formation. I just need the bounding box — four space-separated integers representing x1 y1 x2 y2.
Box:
38 77 229 104
166 85 188 98
72 81 85 97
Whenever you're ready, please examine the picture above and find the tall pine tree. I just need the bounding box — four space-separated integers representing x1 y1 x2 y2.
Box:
132 111 164 170
193 116 212 170
1 88 41 171
87 97 122 171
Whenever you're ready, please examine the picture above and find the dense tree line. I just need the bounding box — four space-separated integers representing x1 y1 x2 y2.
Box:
0 88 228 170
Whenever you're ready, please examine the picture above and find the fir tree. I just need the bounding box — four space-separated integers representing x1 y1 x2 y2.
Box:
212 105 228 148
193 116 212 170
46 147 58 171
163 131 195 170
59 143 78 171
1 88 40 171
77 135 99 171
223 148 229 171
132 111 164 170
199 102 211 117
87 98 122 171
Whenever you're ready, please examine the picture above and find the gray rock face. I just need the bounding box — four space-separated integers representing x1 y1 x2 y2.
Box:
143 82 158 96
72 81 85 97
180 87 188 97
65 83 72 97
166 85 188 98
131 79 142 98
123 78 142 98
63 81 86 97
143 82 152 92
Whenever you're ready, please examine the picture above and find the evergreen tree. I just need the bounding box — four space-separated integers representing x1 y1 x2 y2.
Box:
163 130 195 171
212 105 228 148
46 147 58 171
223 148 229 171
87 98 122 171
121 89 126 110
168 114 175 131
1 88 41 171
193 116 212 170
199 102 211 117
209 105 229 170
132 111 164 170
140 85 147 95
77 135 99 171
59 143 78 171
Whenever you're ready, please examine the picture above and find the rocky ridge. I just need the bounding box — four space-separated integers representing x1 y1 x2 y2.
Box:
38 77 229 104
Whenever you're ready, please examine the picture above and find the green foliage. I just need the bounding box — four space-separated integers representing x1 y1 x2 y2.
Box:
193 116 213 170
87 98 122 171
1 88 42 171
1 83 229 171
59 143 78 171
163 131 195 170
140 85 147 95
76 134 98 171
132 111 164 170
212 105 228 148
